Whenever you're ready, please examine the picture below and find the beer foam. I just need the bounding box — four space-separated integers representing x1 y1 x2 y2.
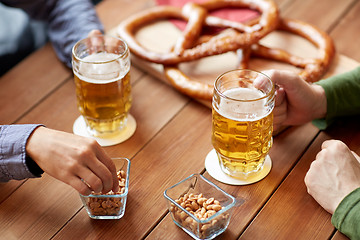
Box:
76 52 130 84
216 88 270 121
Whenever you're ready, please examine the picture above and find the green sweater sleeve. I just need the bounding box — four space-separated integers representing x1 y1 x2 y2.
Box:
312 66 360 130
332 187 360 240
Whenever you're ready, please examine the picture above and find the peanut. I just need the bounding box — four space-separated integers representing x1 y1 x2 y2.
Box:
86 169 126 216
169 193 230 239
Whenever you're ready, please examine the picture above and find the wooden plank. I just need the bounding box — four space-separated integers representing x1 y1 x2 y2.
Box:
0 181 25 204
0 44 70 124
53 101 212 239
0 175 81 240
113 0 359 109
0 0 151 125
281 0 353 31
239 133 334 239
0 67 145 199
330 0 360 62
97 0 156 32
332 232 350 240
146 123 320 239
0 70 188 239
240 116 360 240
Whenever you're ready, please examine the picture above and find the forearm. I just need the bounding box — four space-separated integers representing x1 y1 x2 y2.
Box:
332 187 360 239
46 0 104 67
0 124 43 181
313 66 360 129
1 0 104 68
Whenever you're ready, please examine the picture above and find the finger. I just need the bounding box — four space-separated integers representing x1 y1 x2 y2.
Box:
86 158 115 193
275 87 285 107
88 29 103 38
263 69 302 92
86 33 104 54
351 151 360 163
273 123 283 132
321 140 333 149
253 73 271 91
93 147 119 193
105 36 122 54
273 99 287 128
77 167 104 193
67 175 93 196
321 139 344 150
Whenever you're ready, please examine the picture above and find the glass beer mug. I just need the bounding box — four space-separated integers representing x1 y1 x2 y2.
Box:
72 35 132 138
212 69 275 179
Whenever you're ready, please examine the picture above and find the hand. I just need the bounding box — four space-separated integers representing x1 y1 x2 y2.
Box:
26 127 120 195
262 70 327 131
86 30 121 54
304 140 360 214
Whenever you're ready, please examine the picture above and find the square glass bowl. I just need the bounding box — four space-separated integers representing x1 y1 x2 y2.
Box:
80 157 130 219
164 174 237 240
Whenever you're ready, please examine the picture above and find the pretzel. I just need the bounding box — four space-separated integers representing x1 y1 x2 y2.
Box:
117 0 280 65
164 17 335 100
239 18 336 83
118 1 335 101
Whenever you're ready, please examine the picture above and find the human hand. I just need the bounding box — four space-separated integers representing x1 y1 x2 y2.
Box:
304 140 360 214
26 127 119 196
86 30 121 54
262 70 327 131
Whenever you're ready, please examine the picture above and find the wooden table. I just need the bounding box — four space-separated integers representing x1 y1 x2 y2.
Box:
1 0 360 239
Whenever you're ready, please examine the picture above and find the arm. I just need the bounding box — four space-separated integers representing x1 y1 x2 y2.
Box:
332 188 360 239
0 125 120 195
262 69 327 131
0 124 44 181
313 66 360 129
304 140 360 239
265 66 360 131
1 0 104 67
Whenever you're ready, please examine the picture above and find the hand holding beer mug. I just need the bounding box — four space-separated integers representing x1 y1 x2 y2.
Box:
72 35 136 146
205 69 275 185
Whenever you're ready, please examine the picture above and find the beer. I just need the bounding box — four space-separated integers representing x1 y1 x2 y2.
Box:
73 52 131 137
212 70 274 179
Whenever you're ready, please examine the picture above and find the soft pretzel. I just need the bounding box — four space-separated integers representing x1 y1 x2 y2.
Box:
118 0 279 65
240 18 335 83
117 0 335 101
164 18 335 100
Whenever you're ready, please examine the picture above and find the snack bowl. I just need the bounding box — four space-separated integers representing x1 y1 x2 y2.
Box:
80 157 130 219
164 174 237 240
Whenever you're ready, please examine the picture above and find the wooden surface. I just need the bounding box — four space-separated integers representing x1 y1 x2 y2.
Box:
1 0 360 239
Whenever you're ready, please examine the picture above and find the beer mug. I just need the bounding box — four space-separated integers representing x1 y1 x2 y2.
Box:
72 35 131 138
212 69 275 179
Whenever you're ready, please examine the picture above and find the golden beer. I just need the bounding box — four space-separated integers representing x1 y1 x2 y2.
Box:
212 70 275 178
72 37 131 137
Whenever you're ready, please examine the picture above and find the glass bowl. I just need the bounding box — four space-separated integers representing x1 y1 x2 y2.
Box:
164 174 237 240
79 157 130 219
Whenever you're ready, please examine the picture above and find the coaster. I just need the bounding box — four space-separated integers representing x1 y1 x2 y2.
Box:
73 115 136 147
205 149 272 185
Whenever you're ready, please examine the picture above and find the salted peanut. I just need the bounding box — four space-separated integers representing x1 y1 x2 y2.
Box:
179 211 188 221
89 201 101 209
87 169 127 216
119 179 126 187
106 207 120 215
197 197 207 205
206 198 214 205
170 192 228 239
212 204 222 211
191 201 199 210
